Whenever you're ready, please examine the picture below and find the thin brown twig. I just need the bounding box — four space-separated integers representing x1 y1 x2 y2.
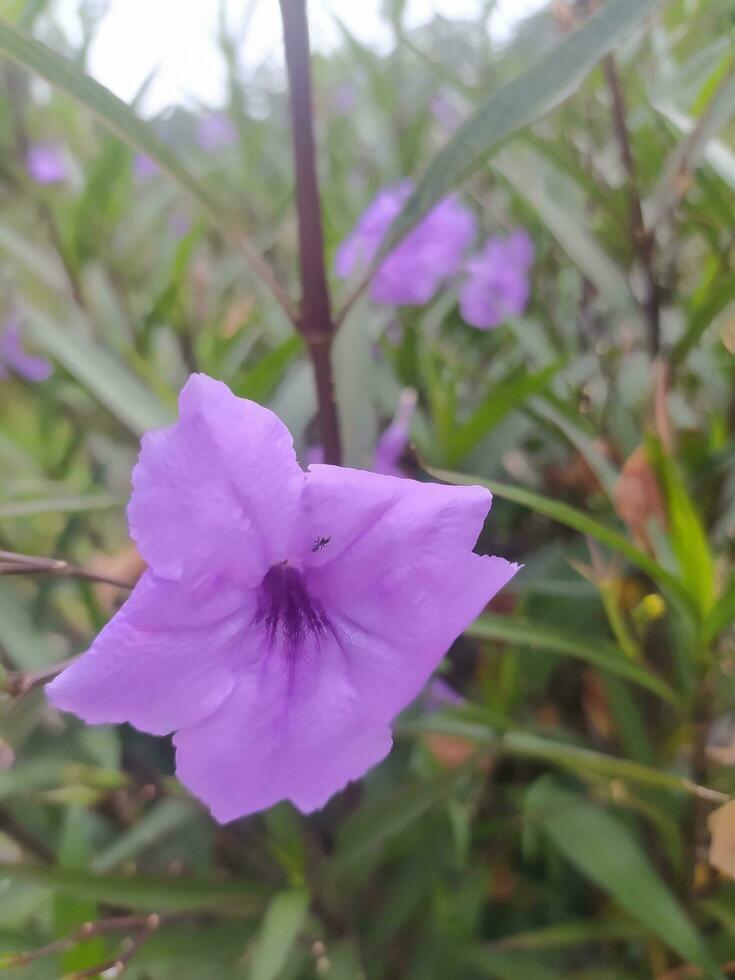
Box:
603 54 661 356
279 0 342 465
0 550 135 590
64 915 162 979
4 654 79 698
6 916 154 968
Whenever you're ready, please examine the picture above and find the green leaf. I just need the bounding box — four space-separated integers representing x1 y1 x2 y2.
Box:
383 0 662 251
446 362 561 467
525 778 721 976
91 800 196 873
334 767 468 869
467 614 677 703
460 947 564 980
478 919 646 952
431 469 689 605
702 574 735 644
24 307 175 435
236 335 303 405
248 889 309 980
493 147 636 319
652 443 716 616
402 715 720 801
0 19 290 318
0 865 265 913
0 492 121 519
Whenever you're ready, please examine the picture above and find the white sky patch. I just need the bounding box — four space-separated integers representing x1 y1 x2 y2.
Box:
52 0 549 114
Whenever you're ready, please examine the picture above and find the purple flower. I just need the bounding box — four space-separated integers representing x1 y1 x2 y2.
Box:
459 230 534 330
133 154 159 181
169 211 191 239
335 181 476 306
374 389 417 477
304 445 325 467
430 94 459 130
196 112 237 153
47 375 517 822
25 143 66 185
423 676 464 711
331 82 358 116
0 319 52 382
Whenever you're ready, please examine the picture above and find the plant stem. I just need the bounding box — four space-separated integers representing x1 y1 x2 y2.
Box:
279 0 342 464
603 55 661 356
0 550 135 590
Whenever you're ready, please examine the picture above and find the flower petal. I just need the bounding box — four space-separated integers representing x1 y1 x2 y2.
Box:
128 374 304 584
303 466 519 720
174 631 392 821
47 571 249 736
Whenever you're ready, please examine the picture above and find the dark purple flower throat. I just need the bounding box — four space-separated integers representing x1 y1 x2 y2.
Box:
255 563 329 656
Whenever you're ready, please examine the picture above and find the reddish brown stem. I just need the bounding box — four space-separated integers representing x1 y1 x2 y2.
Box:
603 55 661 356
279 0 342 464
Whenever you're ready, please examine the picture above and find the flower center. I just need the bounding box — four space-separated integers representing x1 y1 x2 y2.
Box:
255 562 329 656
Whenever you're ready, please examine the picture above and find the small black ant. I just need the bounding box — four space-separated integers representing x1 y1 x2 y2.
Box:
312 536 331 552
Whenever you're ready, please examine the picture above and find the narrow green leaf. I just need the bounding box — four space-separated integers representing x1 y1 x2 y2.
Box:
481 919 646 952
460 947 564 980
503 731 716 797
335 767 468 869
0 493 121 519
653 444 716 616
446 362 561 466
702 574 735 645
91 800 195 873
248 889 309 980
24 307 175 435
526 778 721 975
467 614 677 703
493 147 636 319
383 0 662 251
0 864 264 912
236 335 303 405
431 469 689 604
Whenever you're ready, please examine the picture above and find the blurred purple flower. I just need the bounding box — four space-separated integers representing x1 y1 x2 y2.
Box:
196 112 237 153
331 82 358 116
0 319 52 382
423 676 464 711
133 154 159 181
335 181 476 306
25 143 66 185
430 93 459 130
48 374 517 821
459 229 534 330
374 388 417 477
169 212 191 239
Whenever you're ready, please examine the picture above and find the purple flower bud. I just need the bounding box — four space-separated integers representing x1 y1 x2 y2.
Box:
47 374 518 822
459 229 534 330
25 142 66 185
336 181 476 306
133 154 159 181
196 112 237 153
374 388 417 478
0 319 52 382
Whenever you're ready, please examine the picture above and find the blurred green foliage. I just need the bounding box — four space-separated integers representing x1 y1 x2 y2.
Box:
1 0 735 976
